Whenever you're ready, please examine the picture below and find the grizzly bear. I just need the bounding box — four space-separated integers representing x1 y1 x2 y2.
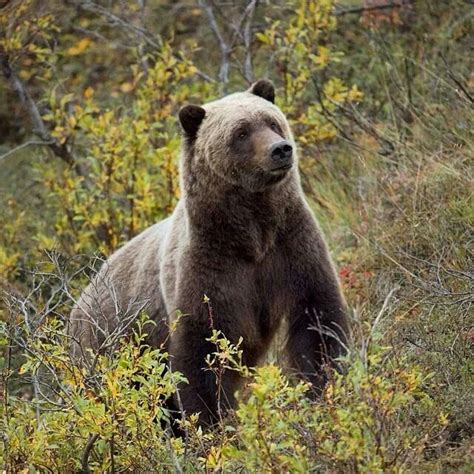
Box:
69 79 349 425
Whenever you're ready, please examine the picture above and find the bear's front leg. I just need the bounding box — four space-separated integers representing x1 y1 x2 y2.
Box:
284 225 349 392
165 261 259 427
286 298 348 392
168 316 243 426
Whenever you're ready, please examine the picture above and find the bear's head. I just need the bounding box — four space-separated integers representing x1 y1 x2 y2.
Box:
179 80 296 193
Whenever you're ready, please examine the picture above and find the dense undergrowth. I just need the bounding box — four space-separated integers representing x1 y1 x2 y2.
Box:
1 0 472 471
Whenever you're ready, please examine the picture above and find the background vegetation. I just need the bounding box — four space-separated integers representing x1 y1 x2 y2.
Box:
0 0 472 471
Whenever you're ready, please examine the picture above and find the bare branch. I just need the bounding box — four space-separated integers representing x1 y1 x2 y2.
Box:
242 0 258 83
76 1 162 50
1 59 49 140
0 54 91 183
333 0 412 17
198 0 230 85
198 0 259 86
68 0 215 83
440 53 474 104
81 433 99 474
137 0 150 75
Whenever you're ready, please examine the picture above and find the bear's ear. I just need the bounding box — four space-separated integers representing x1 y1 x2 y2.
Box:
179 105 206 138
248 79 275 104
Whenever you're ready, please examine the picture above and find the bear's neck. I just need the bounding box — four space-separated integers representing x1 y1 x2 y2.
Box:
182 165 303 262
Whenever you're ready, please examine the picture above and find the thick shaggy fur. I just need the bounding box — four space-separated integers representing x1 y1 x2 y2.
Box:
70 80 349 424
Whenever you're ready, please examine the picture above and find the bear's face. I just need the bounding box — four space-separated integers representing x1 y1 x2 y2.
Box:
179 80 296 192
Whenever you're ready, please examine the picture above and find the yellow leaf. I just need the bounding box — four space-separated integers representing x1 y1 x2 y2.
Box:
19 69 31 80
84 86 94 99
120 82 134 93
67 37 92 56
348 84 364 102
107 377 118 398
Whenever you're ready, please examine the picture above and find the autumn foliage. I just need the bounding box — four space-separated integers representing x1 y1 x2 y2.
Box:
0 0 472 472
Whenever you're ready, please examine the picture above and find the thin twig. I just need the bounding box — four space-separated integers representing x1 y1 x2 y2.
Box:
361 287 399 364
0 140 54 162
333 1 411 17
440 53 474 104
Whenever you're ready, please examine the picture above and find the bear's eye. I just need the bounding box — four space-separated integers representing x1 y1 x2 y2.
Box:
270 122 280 133
238 130 248 140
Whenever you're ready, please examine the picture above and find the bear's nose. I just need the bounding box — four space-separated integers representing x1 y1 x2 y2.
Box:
270 141 293 162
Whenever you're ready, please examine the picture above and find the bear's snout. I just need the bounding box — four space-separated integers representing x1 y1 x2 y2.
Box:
269 140 293 171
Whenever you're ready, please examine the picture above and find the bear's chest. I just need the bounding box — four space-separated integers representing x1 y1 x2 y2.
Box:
253 250 290 329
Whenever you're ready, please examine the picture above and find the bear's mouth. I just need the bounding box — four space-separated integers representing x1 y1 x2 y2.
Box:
269 163 293 173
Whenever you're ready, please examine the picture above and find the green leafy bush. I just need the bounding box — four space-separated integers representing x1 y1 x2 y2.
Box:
1 285 445 472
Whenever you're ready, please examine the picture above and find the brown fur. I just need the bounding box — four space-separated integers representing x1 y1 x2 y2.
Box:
70 80 349 425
